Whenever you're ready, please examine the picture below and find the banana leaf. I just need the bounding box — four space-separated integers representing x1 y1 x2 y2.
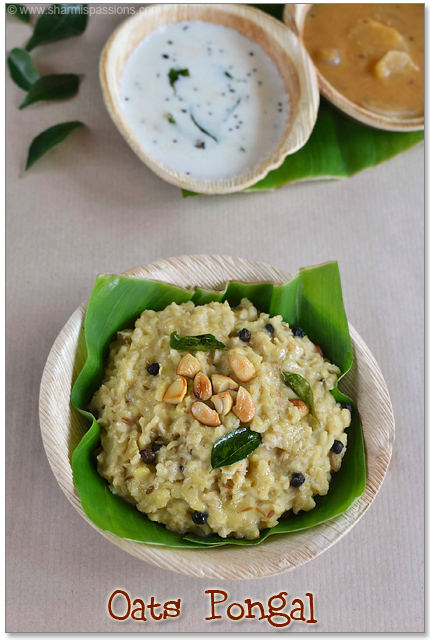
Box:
71 262 366 548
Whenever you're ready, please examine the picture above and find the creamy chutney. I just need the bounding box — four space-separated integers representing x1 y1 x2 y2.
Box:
120 21 290 180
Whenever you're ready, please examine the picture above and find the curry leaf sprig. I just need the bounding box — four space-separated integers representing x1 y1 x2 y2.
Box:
7 4 89 173
170 331 227 351
282 372 317 419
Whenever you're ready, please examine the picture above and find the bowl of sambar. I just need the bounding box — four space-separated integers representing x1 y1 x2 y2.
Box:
286 4 424 131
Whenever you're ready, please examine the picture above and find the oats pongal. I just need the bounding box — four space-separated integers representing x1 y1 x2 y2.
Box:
90 299 351 540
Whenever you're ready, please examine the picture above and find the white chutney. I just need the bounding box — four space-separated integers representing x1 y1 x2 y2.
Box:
120 20 290 180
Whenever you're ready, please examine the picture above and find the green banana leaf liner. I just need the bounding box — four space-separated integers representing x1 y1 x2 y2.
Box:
183 4 424 197
71 261 366 548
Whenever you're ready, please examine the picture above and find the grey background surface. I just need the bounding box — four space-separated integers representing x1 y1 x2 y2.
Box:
6 5 424 632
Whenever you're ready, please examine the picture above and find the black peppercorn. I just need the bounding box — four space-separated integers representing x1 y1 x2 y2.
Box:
331 440 344 455
147 363 160 376
140 449 155 463
265 323 274 335
192 510 208 525
291 325 306 338
340 402 353 414
237 328 251 342
291 472 305 487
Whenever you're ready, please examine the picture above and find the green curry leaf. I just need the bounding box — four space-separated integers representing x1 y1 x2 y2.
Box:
282 372 317 418
211 427 262 469
26 3 88 51
7 47 39 90
23 121 84 173
19 73 80 109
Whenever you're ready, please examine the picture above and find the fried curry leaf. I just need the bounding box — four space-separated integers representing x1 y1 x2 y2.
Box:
211 427 262 469
170 331 227 351
26 3 88 51
23 120 84 173
19 73 80 109
282 372 317 418
6 4 30 23
7 47 39 90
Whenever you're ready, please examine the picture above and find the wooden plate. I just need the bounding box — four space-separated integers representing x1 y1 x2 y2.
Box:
286 3 424 132
39 255 394 580
99 4 319 194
